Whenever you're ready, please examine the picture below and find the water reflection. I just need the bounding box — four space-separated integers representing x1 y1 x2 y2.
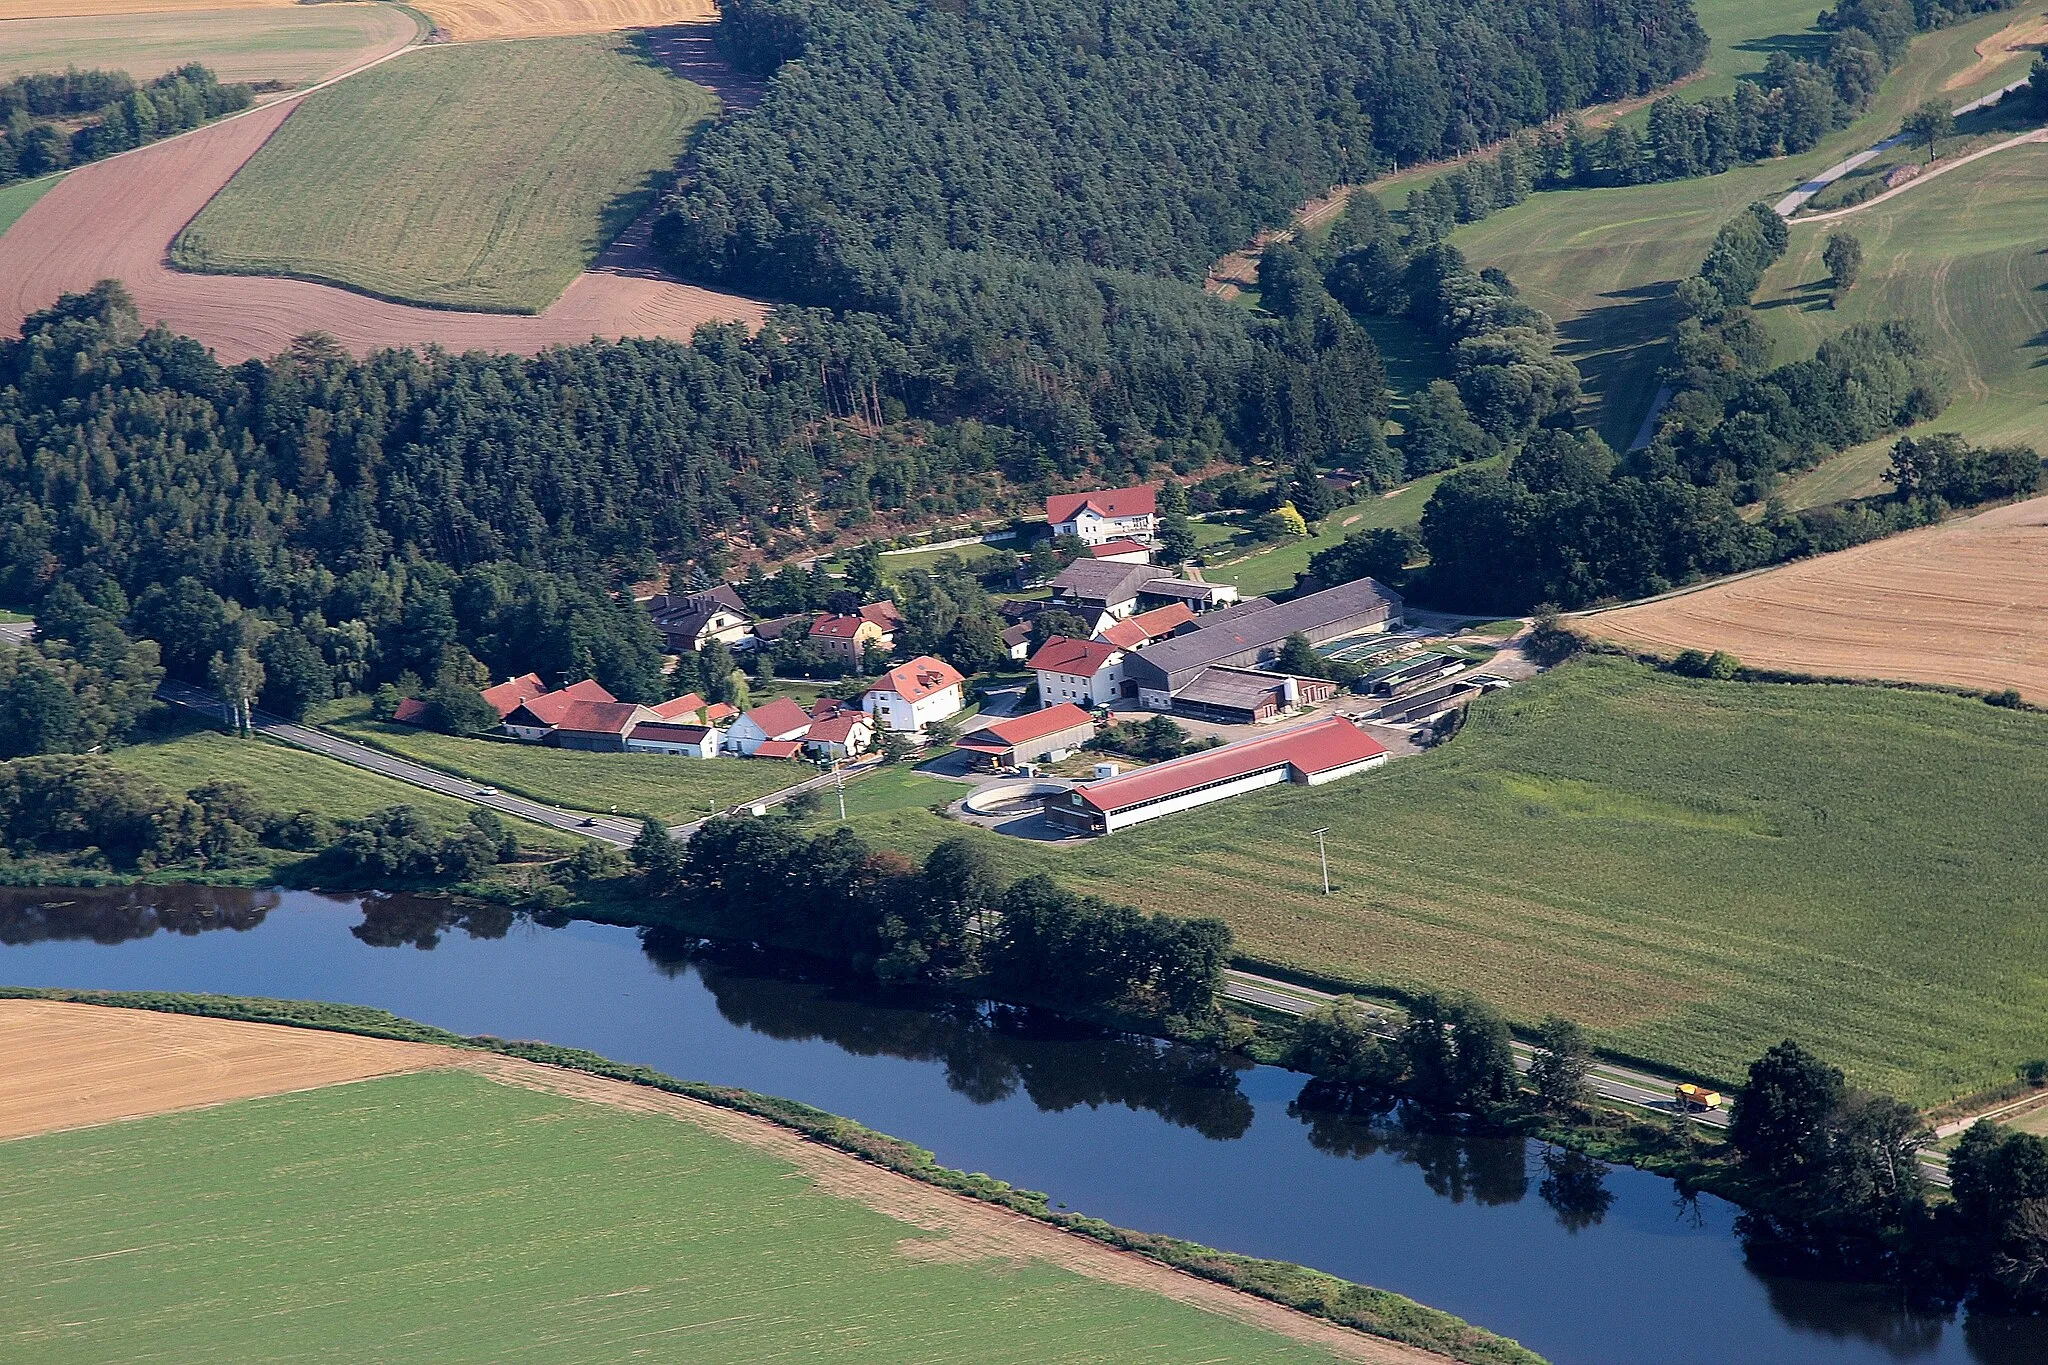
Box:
1539 1146 1617 1233
0 884 278 946
1288 1084 1530 1206
647 931 1257 1141
350 893 515 950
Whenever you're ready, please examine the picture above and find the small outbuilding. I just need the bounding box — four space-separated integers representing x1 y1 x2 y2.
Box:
954 702 1097 771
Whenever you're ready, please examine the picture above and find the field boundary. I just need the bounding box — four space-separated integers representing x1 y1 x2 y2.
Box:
0 986 1541 1365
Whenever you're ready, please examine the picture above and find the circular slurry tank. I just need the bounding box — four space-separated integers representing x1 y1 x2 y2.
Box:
961 780 1074 817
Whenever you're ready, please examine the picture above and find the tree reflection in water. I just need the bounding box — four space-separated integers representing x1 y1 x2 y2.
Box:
1537 1145 1615 1233
1288 1082 1533 1207
348 894 515 950
640 928 1256 1141
0 883 280 946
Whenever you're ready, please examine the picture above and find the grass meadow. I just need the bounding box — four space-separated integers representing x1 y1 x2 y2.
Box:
314 695 797 822
1445 0 2048 452
840 657 2048 1106
108 710 580 854
0 1068 1337 1363
1767 144 2048 507
0 175 56 240
0 4 422 86
174 35 717 312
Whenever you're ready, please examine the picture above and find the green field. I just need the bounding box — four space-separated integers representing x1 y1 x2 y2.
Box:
108 711 579 855
1447 1 2048 451
1682 0 1833 105
837 657 2048 1106
0 1068 1344 1362
0 4 421 86
173 35 717 312
314 696 797 822
0 174 58 240
1767 143 2048 507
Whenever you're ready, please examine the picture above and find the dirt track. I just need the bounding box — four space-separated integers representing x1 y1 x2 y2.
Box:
1588 495 2048 701
0 999 456 1139
413 0 717 41
0 59 767 362
2 1000 1449 1363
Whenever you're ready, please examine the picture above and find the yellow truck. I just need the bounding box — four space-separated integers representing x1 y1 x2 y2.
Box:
1675 1083 1723 1112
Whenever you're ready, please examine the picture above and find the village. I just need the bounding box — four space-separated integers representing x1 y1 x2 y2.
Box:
380 484 1525 838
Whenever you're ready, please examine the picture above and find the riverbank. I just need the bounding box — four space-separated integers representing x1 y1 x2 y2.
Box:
0 984 1540 1365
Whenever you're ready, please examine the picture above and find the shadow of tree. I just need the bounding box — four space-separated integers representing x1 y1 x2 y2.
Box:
1555 280 1679 445
1734 30 1830 64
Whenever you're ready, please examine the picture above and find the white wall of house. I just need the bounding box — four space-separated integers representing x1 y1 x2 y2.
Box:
726 713 810 755
863 684 963 732
625 734 719 758
503 720 550 742
1058 510 1158 546
1099 764 1294 833
1034 660 1122 708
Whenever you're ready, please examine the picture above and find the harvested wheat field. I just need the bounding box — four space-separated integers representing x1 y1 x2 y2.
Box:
0 999 454 1139
0 84 766 362
0 1000 1449 1364
1589 495 2048 701
413 0 716 41
0 0 294 17
0 5 421 88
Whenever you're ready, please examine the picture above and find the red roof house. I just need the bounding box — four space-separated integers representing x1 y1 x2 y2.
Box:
649 692 707 721
955 702 1097 770
1098 602 1197 651
391 696 429 725
479 672 548 720
1027 636 1125 708
1088 538 1154 563
727 697 813 755
863 656 967 732
1045 485 1157 526
753 738 806 761
548 700 658 752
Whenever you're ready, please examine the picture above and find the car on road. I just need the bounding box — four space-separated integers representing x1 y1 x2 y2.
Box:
475 787 499 797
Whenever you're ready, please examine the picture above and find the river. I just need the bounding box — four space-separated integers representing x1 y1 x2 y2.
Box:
3 884 2041 1364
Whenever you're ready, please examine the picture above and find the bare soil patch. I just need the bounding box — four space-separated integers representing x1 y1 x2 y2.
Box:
412 0 716 42
0 999 456 1140
0 75 767 362
1588 496 2048 701
1944 11 2048 90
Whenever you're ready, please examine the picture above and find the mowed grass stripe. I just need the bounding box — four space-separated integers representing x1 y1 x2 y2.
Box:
840 658 2048 1104
174 35 716 312
0 1068 1344 1362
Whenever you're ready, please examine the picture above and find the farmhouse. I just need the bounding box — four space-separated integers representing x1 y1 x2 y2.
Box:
1088 538 1153 564
1001 622 1034 662
858 599 906 644
1046 485 1157 546
501 679 619 741
809 612 883 663
1097 602 1197 651
1051 559 1166 621
803 711 875 759
864 656 966 732
726 697 813 755
1045 716 1387 835
480 673 548 719
1123 577 1403 711
624 721 720 758
548 700 660 752
1028 636 1125 708
955 702 1097 771
645 584 755 653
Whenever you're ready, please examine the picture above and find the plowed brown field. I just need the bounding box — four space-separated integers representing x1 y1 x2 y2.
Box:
0 87 766 361
412 0 716 41
1589 495 2048 701
0 1000 455 1139
2 1000 1438 1363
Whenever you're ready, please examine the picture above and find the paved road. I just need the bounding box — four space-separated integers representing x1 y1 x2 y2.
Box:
1223 970 1732 1128
1773 74 2037 216
0 620 32 646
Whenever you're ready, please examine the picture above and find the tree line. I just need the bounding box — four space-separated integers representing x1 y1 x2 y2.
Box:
0 64 250 185
632 814 1230 1025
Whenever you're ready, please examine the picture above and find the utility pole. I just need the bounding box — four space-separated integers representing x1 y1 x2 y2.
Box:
1311 827 1331 895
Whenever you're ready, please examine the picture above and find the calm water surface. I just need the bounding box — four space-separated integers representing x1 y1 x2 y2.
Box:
3 885 2041 1365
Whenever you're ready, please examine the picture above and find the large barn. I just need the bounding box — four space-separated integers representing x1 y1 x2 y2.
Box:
1044 716 1387 835
1122 577 1403 711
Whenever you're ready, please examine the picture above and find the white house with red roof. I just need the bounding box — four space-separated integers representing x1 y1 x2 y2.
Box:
625 721 720 758
501 679 619 742
1096 602 1196 651
1087 538 1153 564
1045 486 1157 546
863 656 966 732
1046 716 1387 835
725 697 813 755
480 673 548 720
803 710 875 760
1027 635 1126 708
808 612 884 663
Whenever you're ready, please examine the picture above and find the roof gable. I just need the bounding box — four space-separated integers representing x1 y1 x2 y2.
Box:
870 655 964 703
738 697 812 738
1051 559 1164 603
479 673 547 719
650 692 707 720
1026 635 1121 676
962 702 1095 747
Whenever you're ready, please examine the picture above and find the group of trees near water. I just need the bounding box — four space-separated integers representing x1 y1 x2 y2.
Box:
633 815 1230 1023
0 64 250 185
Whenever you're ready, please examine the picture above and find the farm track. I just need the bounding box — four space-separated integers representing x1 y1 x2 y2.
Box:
0 28 767 361
2 998 1452 1364
1585 494 2048 702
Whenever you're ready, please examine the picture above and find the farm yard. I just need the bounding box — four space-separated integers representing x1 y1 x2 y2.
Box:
174 36 717 313
314 696 799 824
1586 494 2048 701
0 4 421 87
0 1001 1401 1364
837 657 2048 1107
